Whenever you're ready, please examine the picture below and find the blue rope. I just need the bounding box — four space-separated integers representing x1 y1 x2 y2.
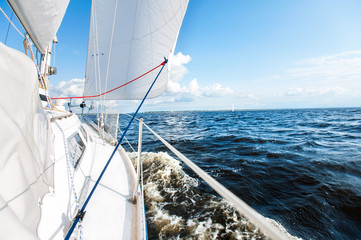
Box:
64 58 168 239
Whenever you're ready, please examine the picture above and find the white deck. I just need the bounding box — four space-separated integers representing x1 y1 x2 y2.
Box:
81 128 136 239
38 113 146 239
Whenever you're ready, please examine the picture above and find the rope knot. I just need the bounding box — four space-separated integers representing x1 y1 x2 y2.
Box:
162 57 168 65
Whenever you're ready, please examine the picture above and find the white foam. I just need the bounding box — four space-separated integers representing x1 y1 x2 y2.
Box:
127 151 302 239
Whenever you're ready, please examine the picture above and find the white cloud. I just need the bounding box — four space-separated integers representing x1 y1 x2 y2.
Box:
48 50 361 112
203 83 233 97
285 50 361 83
188 78 201 96
285 87 347 96
236 93 257 99
169 52 191 83
166 77 234 101
167 79 187 94
49 52 236 111
166 52 234 101
52 78 85 97
50 78 85 106
254 50 361 108
167 52 191 94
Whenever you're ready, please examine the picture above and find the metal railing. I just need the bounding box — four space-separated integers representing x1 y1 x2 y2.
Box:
131 117 291 240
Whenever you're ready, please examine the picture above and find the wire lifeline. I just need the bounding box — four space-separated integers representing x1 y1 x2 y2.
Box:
64 58 168 240
54 120 84 240
52 61 165 100
4 11 14 44
0 6 25 38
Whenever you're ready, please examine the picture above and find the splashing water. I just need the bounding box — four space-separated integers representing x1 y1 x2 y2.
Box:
119 109 361 239
128 152 300 240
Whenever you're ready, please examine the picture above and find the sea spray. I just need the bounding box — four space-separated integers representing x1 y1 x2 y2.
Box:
128 152 268 239
121 109 361 239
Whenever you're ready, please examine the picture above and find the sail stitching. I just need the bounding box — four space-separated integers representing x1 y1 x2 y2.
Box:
131 3 182 41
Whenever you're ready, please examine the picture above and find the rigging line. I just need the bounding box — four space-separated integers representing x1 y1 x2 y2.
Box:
103 0 118 103
64 58 168 240
0 6 24 38
53 40 56 66
99 0 119 126
86 0 99 97
92 0 102 117
54 120 83 239
93 2 101 121
4 11 13 44
119 128 136 153
92 1 102 118
51 61 165 100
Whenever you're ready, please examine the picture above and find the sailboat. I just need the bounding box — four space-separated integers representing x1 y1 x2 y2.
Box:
0 0 297 239
0 0 188 239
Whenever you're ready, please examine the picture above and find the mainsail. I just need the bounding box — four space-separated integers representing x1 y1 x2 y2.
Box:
0 42 54 239
83 0 189 100
1 0 69 238
7 0 70 54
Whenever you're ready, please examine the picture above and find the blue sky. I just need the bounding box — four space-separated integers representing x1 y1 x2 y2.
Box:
1 0 361 112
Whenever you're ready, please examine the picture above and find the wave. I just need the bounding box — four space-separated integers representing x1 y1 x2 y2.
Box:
127 152 301 240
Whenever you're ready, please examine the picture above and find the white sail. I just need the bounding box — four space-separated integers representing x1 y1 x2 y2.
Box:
7 0 69 54
0 42 54 239
83 0 189 100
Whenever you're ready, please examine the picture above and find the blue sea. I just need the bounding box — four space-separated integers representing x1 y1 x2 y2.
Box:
115 108 361 239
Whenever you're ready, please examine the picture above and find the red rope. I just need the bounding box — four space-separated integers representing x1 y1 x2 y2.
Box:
51 61 165 100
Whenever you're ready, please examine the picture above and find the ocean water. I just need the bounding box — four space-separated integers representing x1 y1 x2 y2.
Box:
116 108 361 240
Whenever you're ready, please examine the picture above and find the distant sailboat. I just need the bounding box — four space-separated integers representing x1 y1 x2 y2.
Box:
232 104 235 112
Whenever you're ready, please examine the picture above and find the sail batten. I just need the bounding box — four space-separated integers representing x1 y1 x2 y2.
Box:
84 0 189 100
